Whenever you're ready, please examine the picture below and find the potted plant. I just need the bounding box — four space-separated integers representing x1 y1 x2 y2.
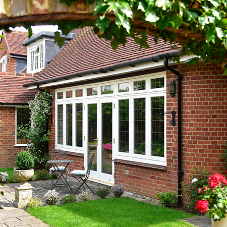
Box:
102 143 112 159
13 150 35 184
195 173 227 226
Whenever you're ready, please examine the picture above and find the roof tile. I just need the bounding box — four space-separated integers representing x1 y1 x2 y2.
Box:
34 27 179 83
0 73 37 104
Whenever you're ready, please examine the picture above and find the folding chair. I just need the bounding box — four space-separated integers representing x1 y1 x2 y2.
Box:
49 150 68 189
70 153 95 194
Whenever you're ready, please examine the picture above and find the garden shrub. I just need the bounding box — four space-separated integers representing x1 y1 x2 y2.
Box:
35 170 51 180
111 184 125 198
157 191 177 208
77 189 92 201
15 150 34 170
26 197 42 208
60 194 77 204
44 190 59 205
96 187 110 199
182 167 209 214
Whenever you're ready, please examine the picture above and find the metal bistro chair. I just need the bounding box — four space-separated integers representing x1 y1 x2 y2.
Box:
70 153 95 194
49 150 68 189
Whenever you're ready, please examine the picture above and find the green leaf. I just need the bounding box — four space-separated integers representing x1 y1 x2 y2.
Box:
186 10 198 21
93 3 108 16
216 27 224 38
27 26 32 38
96 17 110 33
198 15 209 26
185 57 200 66
155 0 170 10
54 31 66 48
111 38 118 50
156 16 169 31
145 11 159 22
217 19 227 28
208 0 221 7
172 15 183 30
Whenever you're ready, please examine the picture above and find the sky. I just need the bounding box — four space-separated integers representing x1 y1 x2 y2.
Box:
11 25 59 34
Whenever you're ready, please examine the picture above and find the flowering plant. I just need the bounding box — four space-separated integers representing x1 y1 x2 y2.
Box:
195 173 227 221
103 143 112 151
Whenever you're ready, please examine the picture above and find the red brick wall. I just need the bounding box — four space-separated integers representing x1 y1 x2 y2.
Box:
114 63 227 199
47 63 227 200
0 107 27 168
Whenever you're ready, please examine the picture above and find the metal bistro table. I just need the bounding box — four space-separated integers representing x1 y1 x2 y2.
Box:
47 159 74 192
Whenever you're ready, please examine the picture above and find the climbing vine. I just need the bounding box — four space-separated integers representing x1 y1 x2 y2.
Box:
18 91 52 169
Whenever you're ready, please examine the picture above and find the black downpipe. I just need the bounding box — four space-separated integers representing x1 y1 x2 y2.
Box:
164 58 184 208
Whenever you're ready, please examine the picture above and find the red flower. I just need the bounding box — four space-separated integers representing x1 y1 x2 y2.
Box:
195 200 209 213
209 173 227 189
198 188 202 193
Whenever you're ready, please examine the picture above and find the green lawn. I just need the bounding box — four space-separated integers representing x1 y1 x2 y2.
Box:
27 197 195 227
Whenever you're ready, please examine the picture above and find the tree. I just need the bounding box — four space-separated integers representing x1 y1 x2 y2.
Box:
2 0 227 72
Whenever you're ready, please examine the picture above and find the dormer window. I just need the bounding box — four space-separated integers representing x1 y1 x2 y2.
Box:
0 55 7 72
28 41 44 73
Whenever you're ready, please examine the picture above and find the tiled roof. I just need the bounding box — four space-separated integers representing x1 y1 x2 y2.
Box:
0 73 37 104
34 27 179 83
4 30 28 56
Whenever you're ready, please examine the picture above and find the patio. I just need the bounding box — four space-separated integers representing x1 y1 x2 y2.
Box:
0 177 211 227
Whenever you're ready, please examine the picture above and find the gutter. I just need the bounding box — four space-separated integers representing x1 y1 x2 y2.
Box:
23 50 181 88
164 58 184 208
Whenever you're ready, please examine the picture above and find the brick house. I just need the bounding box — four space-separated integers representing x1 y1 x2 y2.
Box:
0 30 39 168
23 27 227 204
0 29 77 168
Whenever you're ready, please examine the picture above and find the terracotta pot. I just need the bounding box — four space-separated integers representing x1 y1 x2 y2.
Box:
13 169 34 183
212 215 227 227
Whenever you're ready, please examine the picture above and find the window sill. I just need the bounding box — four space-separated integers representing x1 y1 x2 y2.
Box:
14 144 28 147
113 159 167 170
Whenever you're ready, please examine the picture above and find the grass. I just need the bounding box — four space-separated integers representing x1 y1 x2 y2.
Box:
27 197 195 227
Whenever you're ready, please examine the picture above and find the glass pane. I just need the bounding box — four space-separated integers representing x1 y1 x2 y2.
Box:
17 108 30 144
76 103 83 147
66 90 72 98
66 104 72 146
118 82 129 92
87 87 98 96
119 100 129 153
134 80 146 91
75 89 83 97
151 77 164 89
101 85 113 94
134 98 145 155
57 105 63 145
151 97 164 157
102 103 112 174
88 104 97 171
57 92 63 99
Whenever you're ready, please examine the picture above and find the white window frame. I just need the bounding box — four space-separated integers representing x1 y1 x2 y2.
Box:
15 107 30 147
55 72 166 166
1 55 7 72
27 39 45 73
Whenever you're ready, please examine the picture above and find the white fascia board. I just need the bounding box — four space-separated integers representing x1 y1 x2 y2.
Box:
27 54 193 90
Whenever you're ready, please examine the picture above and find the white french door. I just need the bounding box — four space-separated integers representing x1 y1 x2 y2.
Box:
84 98 114 184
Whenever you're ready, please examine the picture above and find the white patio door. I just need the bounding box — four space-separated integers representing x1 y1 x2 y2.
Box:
85 99 114 184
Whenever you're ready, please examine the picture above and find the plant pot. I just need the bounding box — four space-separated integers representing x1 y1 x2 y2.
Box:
212 215 227 227
13 169 34 184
